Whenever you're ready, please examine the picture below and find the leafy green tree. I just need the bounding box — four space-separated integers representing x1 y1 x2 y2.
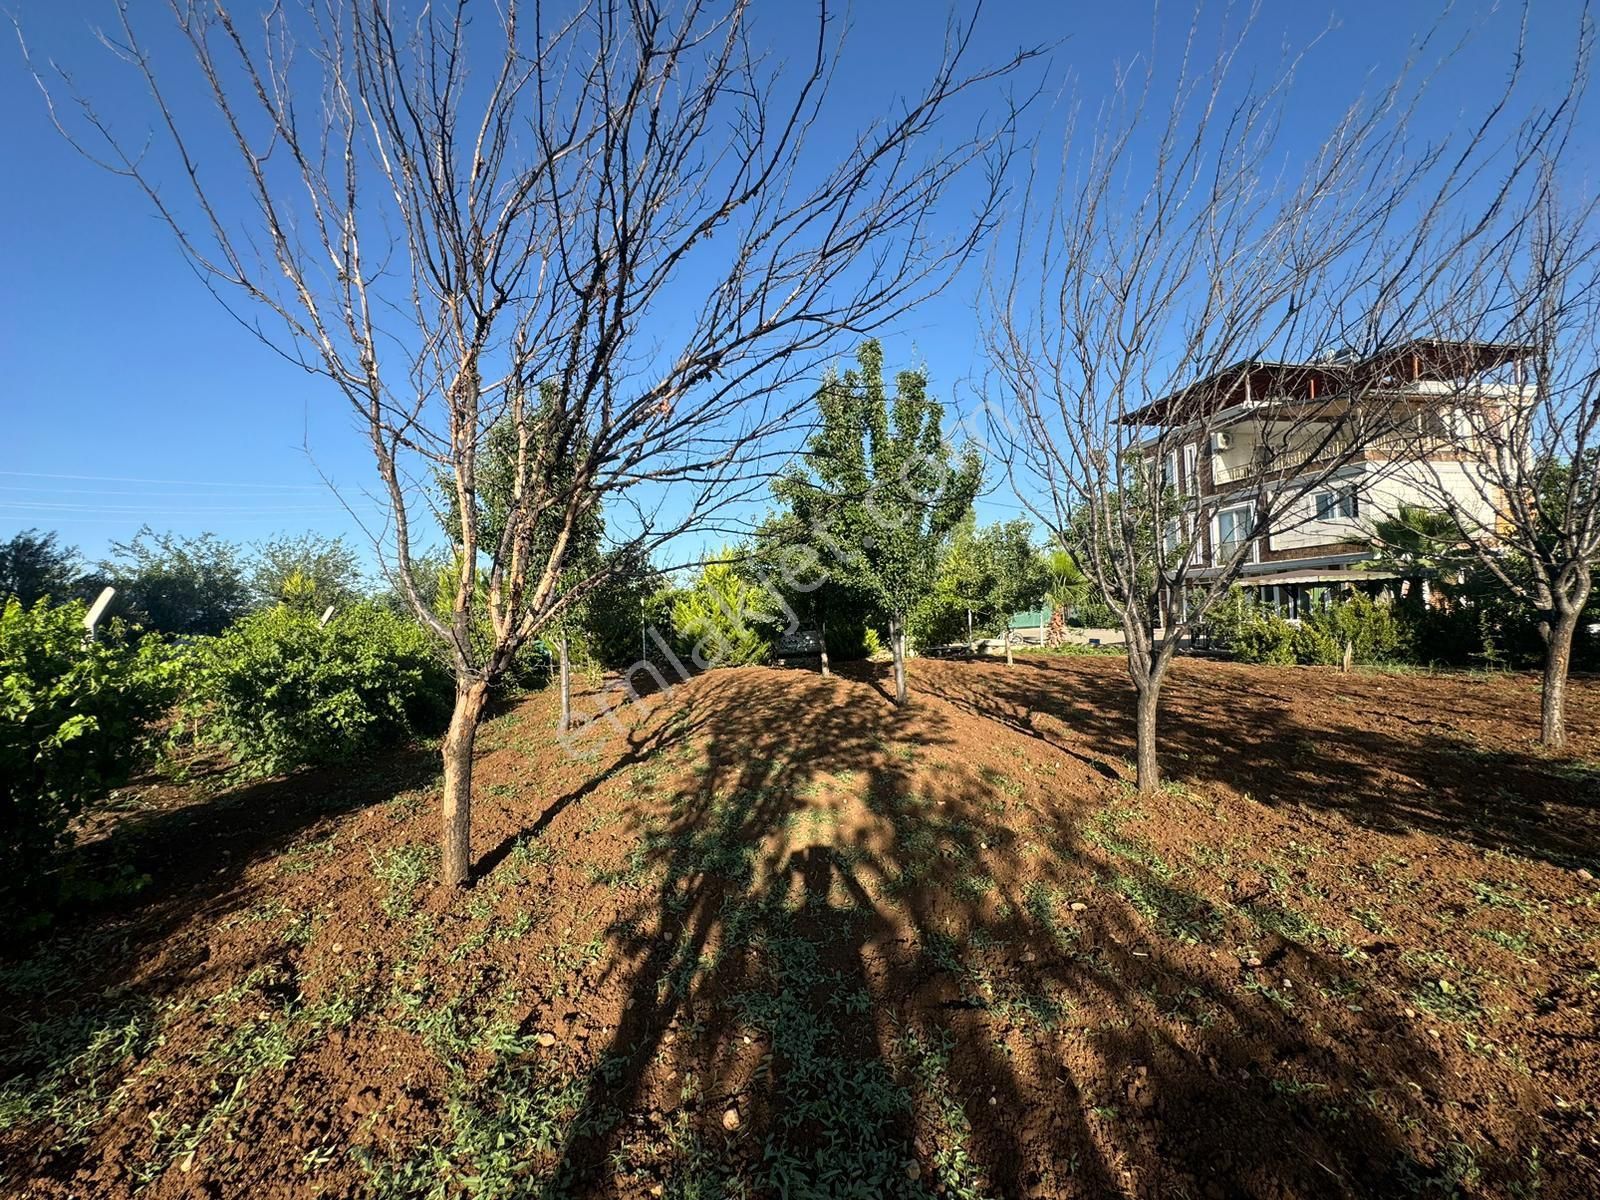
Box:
247 532 366 614
776 341 979 704
751 511 876 675
101 527 248 637
0 530 88 607
1 598 179 918
374 547 450 618
911 513 991 650
979 519 1047 665
578 546 666 670
1445 547 1599 670
435 392 585 554
664 551 785 669
912 517 1047 658
754 528 886 669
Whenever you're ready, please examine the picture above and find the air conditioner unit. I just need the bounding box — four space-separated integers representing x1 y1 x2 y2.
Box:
1211 430 1233 452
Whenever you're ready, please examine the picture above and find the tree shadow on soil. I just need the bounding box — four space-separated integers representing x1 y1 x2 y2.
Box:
521 667 1472 1198
4 745 443 980
916 656 1600 870
473 705 698 881
6 659 1581 1197
0 748 442 1141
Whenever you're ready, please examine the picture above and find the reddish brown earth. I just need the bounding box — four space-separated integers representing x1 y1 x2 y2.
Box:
2 655 1598 1199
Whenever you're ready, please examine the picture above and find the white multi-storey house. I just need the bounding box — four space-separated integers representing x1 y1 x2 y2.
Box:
1126 338 1529 619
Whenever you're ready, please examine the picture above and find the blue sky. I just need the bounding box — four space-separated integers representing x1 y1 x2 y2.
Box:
2 0 1591 570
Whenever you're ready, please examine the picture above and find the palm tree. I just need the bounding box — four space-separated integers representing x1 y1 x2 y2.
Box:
1362 504 1467 607
1042 549 1089 646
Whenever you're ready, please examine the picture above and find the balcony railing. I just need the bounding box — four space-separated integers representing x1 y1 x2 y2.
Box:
1209 430 1471 487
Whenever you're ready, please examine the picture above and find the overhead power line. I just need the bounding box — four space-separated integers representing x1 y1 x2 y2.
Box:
0 470 329 490
0 484 342 498
0 513 357 525
0 502 357 514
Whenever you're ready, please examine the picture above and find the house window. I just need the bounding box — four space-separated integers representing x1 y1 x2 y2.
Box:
1315 486 1359 520
1161 450 1179 490
1183 443 1198 492
1216 505 1253 559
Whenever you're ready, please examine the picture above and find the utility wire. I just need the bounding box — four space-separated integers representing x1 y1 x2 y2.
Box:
0 484 339 498
0 502 354 513
0 470 327 490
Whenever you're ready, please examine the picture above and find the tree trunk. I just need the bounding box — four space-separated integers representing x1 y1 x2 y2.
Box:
890 613 908 705
558 633 571 734
1539 606 1582 748
1004 624 1013 666
966 607 973 654
1134 677 1161 793
819 615 830 677
1046 607 1066 648
441 679 491 887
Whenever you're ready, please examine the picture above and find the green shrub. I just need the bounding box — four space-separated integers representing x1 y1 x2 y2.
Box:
1020 640 1125 657
1215 590 1410 667
1391 605 1467 665
1199 587 1255 646
185 603 451 776
861 626 886 659
1071 596 1120 627
1305 592 1401 663
1289 622 1343 665
1 598 179 914
1229 613 1297 664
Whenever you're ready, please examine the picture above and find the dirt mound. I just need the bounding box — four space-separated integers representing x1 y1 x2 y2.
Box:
2 657 1597 1198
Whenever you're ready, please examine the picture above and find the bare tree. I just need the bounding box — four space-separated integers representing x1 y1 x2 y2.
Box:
1418 178 1600 747
982 9 1569 792
25 1 1037 884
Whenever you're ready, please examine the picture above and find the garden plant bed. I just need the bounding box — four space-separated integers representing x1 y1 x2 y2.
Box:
2 657 1598 1198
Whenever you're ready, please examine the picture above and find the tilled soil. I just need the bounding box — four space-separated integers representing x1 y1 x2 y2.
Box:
2 656 1598 1199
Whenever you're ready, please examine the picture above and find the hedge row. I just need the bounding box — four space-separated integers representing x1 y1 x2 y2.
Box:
2 598 456 918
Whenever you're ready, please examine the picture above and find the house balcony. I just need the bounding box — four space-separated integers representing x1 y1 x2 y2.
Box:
1208 429 1472 489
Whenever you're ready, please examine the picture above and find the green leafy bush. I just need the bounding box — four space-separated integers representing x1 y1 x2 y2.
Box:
1290 622 1343 666
861 626 886 659
185 603 451 776
1394 602 1538 668
100 527 249 636
1019 640 1125 657
1212 574 1598 670
1228 612 1297 664
1222 592 1404 666
1399 563 1599 670
1199 587 1255 646
1305 593 1401 663
1070 596 1122 628
1 598 179 913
